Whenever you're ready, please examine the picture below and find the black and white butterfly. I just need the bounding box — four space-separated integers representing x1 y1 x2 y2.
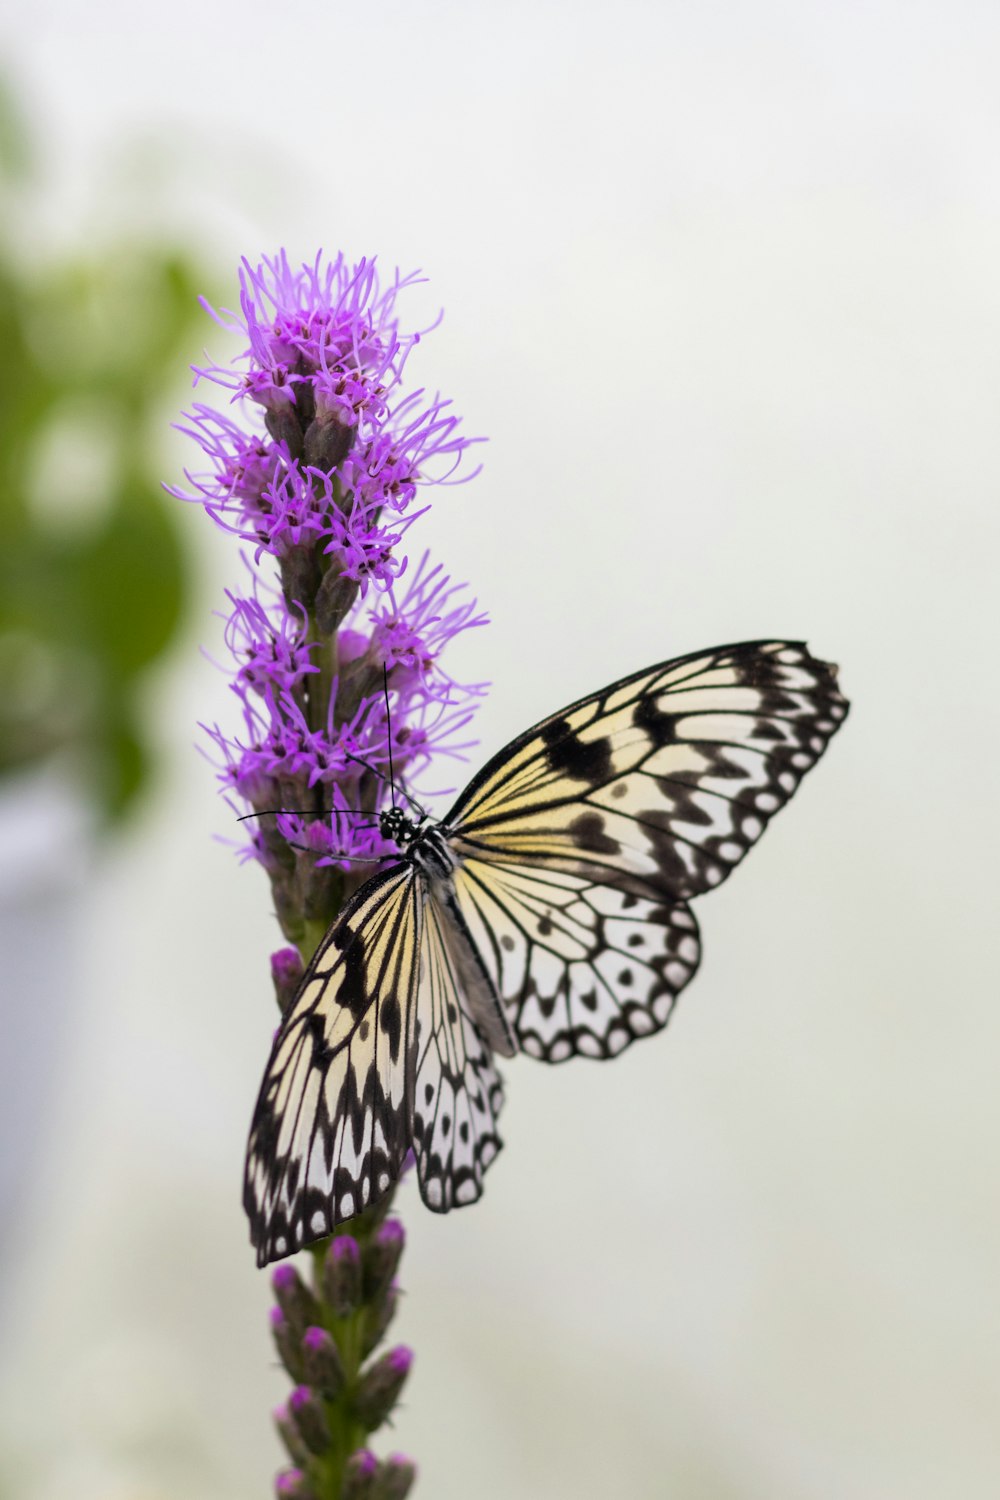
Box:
244 639 848 1264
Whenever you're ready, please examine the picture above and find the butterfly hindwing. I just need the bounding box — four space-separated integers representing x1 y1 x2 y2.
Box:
445 641 848 903
244 863 420 1266
412 891 505 1208
452 859 701 1061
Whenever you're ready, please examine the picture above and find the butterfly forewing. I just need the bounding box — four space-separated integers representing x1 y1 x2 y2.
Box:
244 864 421 1266
444 641 848 902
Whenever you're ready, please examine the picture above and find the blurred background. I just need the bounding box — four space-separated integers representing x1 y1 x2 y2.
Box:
0 3 998 1497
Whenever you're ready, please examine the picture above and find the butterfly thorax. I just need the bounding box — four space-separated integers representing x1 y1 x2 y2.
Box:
379 806 458 880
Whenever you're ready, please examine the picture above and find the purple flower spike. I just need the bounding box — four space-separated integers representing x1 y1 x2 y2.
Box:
174 248 478 1497
174 250 487 877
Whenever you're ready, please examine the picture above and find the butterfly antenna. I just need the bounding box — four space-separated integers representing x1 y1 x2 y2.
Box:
339 744 426 821
382 667 430 822
397 776 430 822
237 808 381 827
284 841 390 865
383 665 397 810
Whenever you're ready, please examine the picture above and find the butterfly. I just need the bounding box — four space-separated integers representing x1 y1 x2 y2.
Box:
244 639 848 1264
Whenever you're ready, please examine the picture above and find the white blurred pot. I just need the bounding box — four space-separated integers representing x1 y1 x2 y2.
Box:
0 764 93 1279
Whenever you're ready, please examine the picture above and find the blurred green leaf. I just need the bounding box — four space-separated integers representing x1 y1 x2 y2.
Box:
0 75 211 827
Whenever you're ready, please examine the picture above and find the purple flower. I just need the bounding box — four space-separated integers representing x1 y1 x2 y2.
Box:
174 250 486 879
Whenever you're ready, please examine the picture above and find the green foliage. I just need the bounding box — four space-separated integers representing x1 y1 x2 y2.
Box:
0 85 208 824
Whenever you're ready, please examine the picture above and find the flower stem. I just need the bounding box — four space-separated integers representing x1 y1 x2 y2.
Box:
271 1206 413 1500
178 252 482 1500
269 534 415 1500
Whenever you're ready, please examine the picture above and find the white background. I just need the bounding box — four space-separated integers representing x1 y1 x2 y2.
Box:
1 2 999 1497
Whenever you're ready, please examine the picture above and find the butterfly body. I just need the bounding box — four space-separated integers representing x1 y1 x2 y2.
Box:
245 640 848 1265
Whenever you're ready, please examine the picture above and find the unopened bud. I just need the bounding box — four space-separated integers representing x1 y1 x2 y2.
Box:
301 1325 345 1398
289 1384 332 1456
361 1280 400 1358
275 1467 317 1499
315 563 359 634
322 1234 362 1318
373 1455 418 1500
353 1345 413 1430
265 403 304 458
273 1402 310 1465
303 413 355 471
271 947 304 1015
270 1307 305 1382
363 1219 405 1302
342 1448 379 1500
278 543 323 614
272 1264 321 1335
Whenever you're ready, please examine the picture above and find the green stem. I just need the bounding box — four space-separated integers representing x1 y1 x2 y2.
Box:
266 564 414 1499
305 610 336 739
299 916 335 970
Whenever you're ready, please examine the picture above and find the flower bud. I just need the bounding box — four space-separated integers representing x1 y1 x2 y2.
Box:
275 1467 317 1499
270 1306 306 1382
303 412 355 471
264 402 304 458
278 543 323 614
322 1234 361 1318
373 1455 418 1500
315 563 359 634
303 859 342 927
301 1325 345 1398
353 1346 413 1431
341 1447 379 1500
363 1219 405 1302
289 1384 332 1456
272 1264 321 1335
271 947 304 1015
360 1281 400 1358
273 1402 310 1465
